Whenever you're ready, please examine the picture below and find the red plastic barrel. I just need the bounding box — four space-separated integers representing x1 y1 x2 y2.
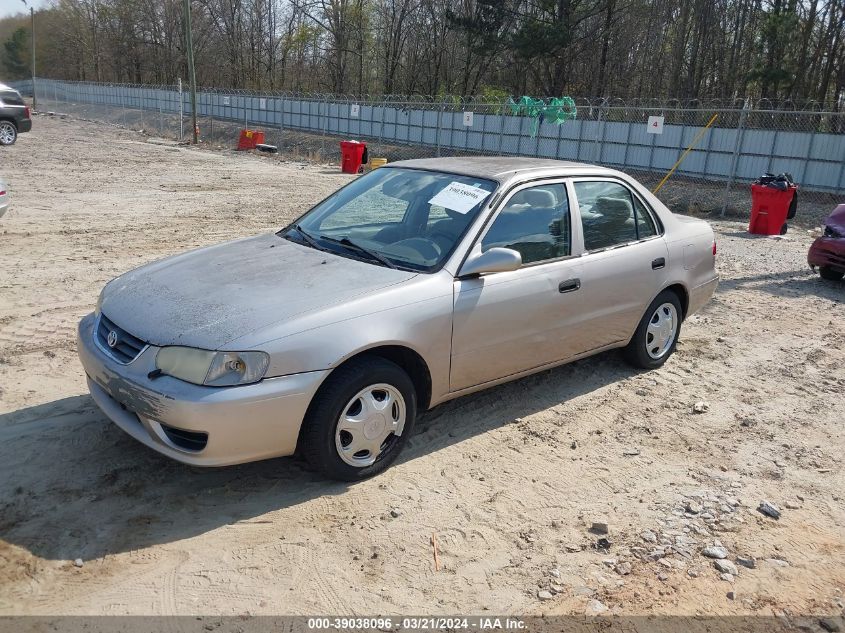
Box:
238 129 265 150
340 141 367 174
749 184 797 235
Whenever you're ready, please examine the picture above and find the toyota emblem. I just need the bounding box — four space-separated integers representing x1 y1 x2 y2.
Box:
107 330 118 348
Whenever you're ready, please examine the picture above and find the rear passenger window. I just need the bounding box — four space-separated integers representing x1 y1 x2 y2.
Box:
634 197 658 238
481 184 570 264
574 181 657 251
0 91 24 106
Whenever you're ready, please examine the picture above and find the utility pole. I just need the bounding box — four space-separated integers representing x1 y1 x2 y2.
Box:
21 0 36 109
183 0 197 143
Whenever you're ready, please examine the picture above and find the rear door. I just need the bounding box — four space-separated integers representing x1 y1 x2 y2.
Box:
570 179 669 348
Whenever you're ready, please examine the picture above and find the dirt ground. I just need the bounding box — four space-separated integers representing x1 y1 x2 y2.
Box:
0 115 843 620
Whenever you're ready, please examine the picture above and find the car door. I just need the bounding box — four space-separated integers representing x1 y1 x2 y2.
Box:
570 179 670 349
450 181 587 391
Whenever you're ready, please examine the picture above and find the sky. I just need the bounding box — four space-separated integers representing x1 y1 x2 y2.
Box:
0 0 48 20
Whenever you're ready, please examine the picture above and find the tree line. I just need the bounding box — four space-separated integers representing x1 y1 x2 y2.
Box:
1 0 844 105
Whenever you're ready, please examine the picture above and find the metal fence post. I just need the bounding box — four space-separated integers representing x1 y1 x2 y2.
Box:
435 102 443 157
721 98 750 217
322 95 328 157
593 106 603 163
497 98 507 156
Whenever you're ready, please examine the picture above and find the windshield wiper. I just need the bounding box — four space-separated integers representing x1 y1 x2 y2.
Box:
319 235 398 269
286 224 323 250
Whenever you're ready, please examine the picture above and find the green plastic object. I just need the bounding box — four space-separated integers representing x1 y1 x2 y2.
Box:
507 96 577 124
544 97 577 123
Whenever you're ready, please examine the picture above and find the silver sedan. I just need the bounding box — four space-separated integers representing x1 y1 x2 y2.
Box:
78 158 718 480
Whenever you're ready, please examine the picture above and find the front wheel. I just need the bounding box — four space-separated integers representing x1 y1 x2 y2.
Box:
623 290 683 369
301 356 417 481
0 121 17 146
819 266 844 281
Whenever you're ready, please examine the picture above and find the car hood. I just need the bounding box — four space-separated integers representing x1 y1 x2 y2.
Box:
99 233 417 349
826 204 845 234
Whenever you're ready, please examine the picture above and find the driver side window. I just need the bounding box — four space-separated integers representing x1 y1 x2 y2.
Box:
481 184 571 264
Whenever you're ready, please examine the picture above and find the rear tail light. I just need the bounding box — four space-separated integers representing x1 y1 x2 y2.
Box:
0 191 5 196
712 240 717 256
24 106 30 118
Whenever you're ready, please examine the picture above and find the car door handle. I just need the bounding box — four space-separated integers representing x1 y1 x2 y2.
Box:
652 257 666 270
559 278 581 293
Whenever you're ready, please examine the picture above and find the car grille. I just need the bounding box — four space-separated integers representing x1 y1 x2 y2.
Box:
95 313 148 364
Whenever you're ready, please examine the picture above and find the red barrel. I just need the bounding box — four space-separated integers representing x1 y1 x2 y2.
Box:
238 129 265 150
749 184 797 235
340 140 367 174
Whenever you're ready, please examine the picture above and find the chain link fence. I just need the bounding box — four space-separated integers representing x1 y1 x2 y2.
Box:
12 78 845 225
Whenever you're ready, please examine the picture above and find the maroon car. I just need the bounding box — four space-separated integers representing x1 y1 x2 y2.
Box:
809 204 845 281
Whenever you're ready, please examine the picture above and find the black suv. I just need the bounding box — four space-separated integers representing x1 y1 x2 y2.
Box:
0 84 32 145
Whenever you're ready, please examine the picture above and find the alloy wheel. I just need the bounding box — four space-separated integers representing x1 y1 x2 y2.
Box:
0 122 16 145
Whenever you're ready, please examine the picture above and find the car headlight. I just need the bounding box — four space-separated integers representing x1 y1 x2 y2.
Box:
156 347 270 386
823 225 842 238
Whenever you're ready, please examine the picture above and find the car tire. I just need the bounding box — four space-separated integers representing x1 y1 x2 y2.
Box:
623 289 683 370
0 121 17 146
819 266 844 281
301 355 417 481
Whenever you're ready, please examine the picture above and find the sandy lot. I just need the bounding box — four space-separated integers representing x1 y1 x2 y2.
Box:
0 115 843 618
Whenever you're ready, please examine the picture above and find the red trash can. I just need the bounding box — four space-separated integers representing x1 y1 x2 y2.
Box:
238 129 265 150
340 140 367 174
749 183 797 235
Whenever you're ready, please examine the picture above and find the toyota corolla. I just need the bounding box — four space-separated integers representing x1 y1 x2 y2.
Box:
77 157 718 480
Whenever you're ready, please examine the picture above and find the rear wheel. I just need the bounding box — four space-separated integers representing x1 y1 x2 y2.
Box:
819 266 844 281
301 356 416 481
0 121 17 146
623 290 683 369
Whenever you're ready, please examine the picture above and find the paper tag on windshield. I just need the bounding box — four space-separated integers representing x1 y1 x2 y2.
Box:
428 182 490 214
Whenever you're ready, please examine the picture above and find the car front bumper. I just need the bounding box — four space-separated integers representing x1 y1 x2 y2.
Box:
808 237 845 273
77 312 328 466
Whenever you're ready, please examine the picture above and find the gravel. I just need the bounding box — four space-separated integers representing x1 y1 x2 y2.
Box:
758 501 782 519
702 546 729 559
714 559 738 575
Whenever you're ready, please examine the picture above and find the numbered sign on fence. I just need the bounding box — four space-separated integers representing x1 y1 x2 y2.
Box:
259 98 267 110
463 111 474 127
647 115 665 134
350 104 360 118
222 96 230 106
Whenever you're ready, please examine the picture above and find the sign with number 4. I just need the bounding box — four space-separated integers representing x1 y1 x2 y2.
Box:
647 115 665 134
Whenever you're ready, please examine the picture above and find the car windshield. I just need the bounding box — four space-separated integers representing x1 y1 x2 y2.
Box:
281 167 498 272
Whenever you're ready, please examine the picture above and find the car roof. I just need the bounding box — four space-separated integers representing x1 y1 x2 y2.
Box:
388 156 617 182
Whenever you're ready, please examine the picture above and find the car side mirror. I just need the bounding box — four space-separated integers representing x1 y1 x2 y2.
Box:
459 248 522 277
